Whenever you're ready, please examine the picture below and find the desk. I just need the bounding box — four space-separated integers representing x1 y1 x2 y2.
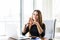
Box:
8 37 31 40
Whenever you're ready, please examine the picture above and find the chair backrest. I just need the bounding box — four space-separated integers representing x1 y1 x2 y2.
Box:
43 19 56 39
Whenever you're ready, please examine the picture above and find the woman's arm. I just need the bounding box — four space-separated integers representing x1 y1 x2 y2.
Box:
22 17 33 35
40 23 45 37
33 22 43 34
22 24 29 35
40 23 47 40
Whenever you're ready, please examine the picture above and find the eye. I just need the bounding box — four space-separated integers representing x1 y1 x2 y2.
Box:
36 14 38 16
33 13 35 15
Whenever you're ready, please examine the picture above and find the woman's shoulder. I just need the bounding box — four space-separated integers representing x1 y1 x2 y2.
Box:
42 23 45 26
42 23 45 28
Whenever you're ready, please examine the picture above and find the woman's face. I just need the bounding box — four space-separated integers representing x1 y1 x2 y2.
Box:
32 11 38 21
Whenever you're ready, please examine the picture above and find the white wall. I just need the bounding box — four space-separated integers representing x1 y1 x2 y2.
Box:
42 0 52 20
34 0 43 11
53 0 60 28
0 0 20 38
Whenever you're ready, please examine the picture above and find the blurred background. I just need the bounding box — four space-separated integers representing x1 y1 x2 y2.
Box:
0 0 60 40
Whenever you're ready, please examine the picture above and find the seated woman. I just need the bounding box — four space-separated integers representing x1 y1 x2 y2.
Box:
22 10 46 40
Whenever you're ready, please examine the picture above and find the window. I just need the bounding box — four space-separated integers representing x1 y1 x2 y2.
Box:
0 0 20 37
53 0 60 38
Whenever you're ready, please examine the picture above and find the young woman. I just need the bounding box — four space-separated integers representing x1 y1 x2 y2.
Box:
22 10 46 40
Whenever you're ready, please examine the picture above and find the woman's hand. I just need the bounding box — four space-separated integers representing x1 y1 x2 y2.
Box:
33 21 43 34
28 17 34 26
